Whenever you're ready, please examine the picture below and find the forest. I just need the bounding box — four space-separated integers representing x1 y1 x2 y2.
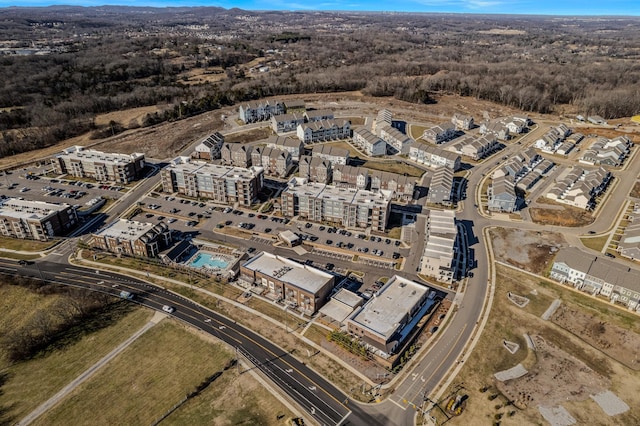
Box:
1 6 639 158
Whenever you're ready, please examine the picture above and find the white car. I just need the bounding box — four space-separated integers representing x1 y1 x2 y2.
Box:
162 305 175 314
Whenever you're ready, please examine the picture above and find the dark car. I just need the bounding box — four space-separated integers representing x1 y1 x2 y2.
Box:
605 253 615 258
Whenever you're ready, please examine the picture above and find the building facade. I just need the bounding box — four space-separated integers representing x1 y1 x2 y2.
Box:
352 128 387 157
251 146 292 178
221 144 252 168
420 210 458 283
298 156 332 184
0 198 78 241
408 141 461 171
193 132 225 160
90 219 172 258
51 146 145 183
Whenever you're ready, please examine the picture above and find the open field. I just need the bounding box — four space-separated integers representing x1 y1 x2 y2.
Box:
225 127 273 144
489 228 565 275
530 200 594 227
580 235 610 252
0 283 153 424
0 235 59 252
430 264 640 426
32 320 293 425
94 105 165 127
362 159 425 177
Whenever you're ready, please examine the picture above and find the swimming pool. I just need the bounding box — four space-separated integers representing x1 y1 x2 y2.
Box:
189 252 229 269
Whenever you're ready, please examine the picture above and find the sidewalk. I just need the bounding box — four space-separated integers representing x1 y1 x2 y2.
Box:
18 313 164 426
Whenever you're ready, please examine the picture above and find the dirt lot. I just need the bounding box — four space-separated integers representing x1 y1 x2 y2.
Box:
631 181 640 199
497 334 610 409
551 304 640 370
530 201 595 227
574 126 640 144
94 105 165 127
489 228 566 274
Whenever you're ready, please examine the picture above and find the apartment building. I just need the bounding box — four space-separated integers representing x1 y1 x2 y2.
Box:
193 132 225 160
346 275 439 358
311 144 350 165
251 146 292 178
240 251 335 314
550 247 640 311
161 157 263 206
0 197 78 241
408 141 461 171
281 179 391 231
221 143 253 168
297 119 351 144
51 146 145 184
420 209 458 283
90 219 172 258
352 128 387 157
298 156 332 184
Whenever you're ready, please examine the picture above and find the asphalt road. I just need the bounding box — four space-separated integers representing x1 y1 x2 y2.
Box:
0 258 358 426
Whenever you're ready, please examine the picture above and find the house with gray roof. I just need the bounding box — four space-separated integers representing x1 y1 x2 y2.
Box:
423 122 457 144
265 135 304 161
298 155 332 184
311 144 350 165
427 167 454 205
352 128 387 157
193 132 224 160
378 125 413 154
488 175 518 212
409 141 461 170
331 164 368 189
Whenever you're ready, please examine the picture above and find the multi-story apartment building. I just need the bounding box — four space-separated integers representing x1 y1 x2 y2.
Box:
90 219 172 258
378 125 412 154
352 128 387 157
298 156 332 184
264 135 305 161
331 164 369 189
240 251 335 314
420 209 458 283
251 146 291 178
238 99 285 124
408 141 461 171
281 179 391 231
311 144 350 165
193 132 225 160
161 157 263 206
51 146 145 184
550 247 640 311
297 119 351 144
0 197 78 241
221 144 253 168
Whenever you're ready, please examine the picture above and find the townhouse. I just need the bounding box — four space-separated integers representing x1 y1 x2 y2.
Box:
311 144 350 165
447 134 498 160
296 118 351 144
550 247 640 311
376 109 393 129
618 203 640 261
408 141 461 171
451 113 474 131
90 219 172 258
221 143 252 168
264 135 304 161
272 113 305 134
51 146 145 184
251 146 292 178
298 155 332 184
422 122 457 144
420 209 459 283
0 197 78 241
161 157 263 206
580 136 632 167
479 120 510 141
283 99 306 114
280 178 391 232
352 128 387 157
546 166 611 210
487 175 519 213
304 109 334 122
238 99 285 124
378 125 413 154
331 164 369 189
369 170 416 202
427 167 455 205
193 132 225 160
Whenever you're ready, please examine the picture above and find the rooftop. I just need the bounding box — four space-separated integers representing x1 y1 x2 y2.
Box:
95 219 166 242
0 198 73 220
56 145 143 165
166 156 263 181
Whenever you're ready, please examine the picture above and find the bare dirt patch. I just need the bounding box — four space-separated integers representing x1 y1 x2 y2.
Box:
530 201 595 227
94 105 165 127
631 181 640 199
497 335 610 409
574 127 640 143
225 127 273 144
489 228 565 274
551 304 640 370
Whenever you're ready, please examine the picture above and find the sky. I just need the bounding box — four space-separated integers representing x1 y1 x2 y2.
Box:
2 0 640 16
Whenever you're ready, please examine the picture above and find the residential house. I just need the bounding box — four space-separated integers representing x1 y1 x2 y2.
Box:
546 166 611 210
618 204 640 261
451 113 474 130
331 164 369 189
488 175 518 212
421 209 458 283
297 119 351 144
193 132 224 160
422 122 457 144
368 170 416 202
580 136 631 167
298 156 332 184
238 99 285 124
272 113 305 134
283 99 306 114
408 141 461 171
378 125 413 154
587 115 607 125
352 128 387 157
265 135 304 161
221 143 252 168
304 109 334 122
251 146 292 178
376 109 393 130
479 120 510 141
427 167 454 205
311 144 350 165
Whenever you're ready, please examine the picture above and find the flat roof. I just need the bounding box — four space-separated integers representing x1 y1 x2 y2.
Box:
0 197 72 220
56 145 143 165
95 219 160 241
348 276 429 341
243 251 333 294
166 156 262 181
284 181 391 207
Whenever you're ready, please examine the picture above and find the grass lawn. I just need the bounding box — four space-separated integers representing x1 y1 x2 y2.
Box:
362 159 424 177
410 125 428 140
34 321 293 426
580 235 609 252
0 287 152 424
225 127 272 144
320 141 362 157
0 236 59 252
